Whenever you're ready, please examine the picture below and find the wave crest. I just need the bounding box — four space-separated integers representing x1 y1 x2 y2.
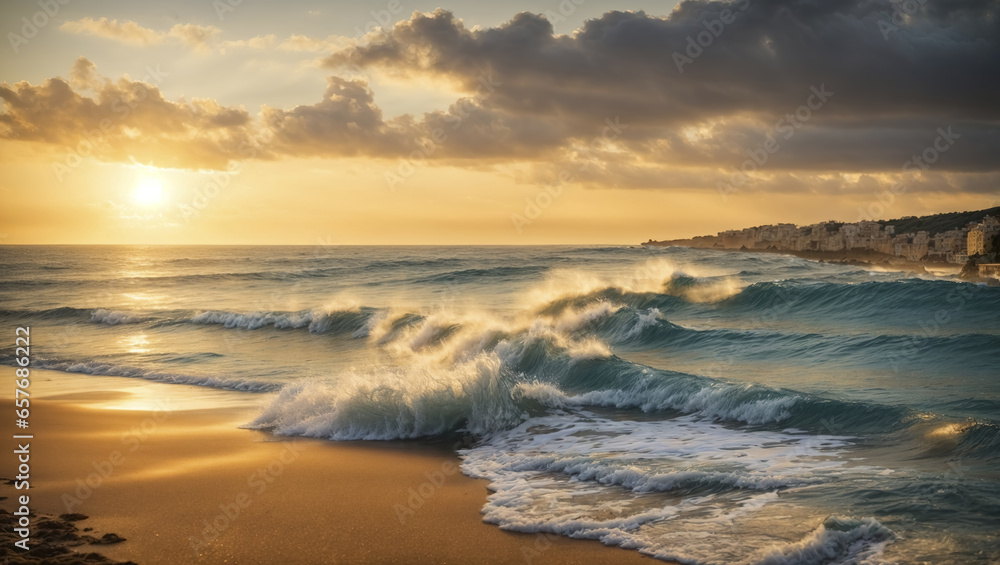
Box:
246 354 524 440
755 516 895 565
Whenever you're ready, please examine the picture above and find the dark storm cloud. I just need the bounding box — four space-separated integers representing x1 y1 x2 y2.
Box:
325 1 1000 171
2 0 998 186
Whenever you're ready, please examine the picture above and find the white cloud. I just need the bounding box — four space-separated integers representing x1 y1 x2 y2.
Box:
60 17 221 52
220 34 277 54
277 34 349 52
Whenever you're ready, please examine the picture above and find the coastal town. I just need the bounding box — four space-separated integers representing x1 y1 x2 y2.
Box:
644 208 1000 278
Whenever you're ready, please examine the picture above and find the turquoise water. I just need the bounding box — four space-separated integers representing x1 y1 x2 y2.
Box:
1 245 998 563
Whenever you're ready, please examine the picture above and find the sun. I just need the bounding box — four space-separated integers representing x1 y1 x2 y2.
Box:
132 177 164 207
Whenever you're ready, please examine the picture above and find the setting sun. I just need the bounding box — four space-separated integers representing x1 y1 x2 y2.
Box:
132 177 164 207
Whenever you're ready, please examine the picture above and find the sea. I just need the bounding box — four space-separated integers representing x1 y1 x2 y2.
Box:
1 245 998 564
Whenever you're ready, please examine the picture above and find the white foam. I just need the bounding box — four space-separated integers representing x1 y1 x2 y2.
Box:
523 258 743 310
352 309 387 338
191 310 304 330
405 313 461 351
461 412 887 564
514 381 570 408
754 516 895 565
565 338 613 361
375 306 615 367
515 378 799 425
246 353 523 440
190 307 368 333
91 309 145 325
553 301 620 333
618 307 665 341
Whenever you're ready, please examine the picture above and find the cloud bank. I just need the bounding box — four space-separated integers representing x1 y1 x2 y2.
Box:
3 0 998 194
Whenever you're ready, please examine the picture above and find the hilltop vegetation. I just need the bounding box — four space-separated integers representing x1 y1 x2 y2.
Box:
878 207 1000 236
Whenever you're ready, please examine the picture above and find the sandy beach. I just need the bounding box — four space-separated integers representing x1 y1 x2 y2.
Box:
1 370 658 565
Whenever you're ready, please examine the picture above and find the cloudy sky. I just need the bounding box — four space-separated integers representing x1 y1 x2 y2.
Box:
1 0 997 244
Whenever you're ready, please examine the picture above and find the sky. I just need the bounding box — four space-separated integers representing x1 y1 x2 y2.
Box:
0 0 998 245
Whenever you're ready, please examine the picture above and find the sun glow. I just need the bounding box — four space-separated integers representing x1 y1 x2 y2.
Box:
133 177 164 207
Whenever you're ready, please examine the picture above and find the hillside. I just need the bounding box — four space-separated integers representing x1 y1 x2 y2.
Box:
878 206 1000 236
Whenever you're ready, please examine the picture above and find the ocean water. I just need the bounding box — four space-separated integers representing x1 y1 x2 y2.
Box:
1 245 998 564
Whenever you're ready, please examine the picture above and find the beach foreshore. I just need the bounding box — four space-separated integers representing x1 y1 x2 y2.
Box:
1 370 659 565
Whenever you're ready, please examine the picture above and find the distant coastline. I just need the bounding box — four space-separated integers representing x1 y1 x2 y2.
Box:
642 206 1000 280
642 241 956 274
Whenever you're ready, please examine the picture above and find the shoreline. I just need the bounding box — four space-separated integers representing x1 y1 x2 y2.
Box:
642 242 962 275
1 371 660 565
